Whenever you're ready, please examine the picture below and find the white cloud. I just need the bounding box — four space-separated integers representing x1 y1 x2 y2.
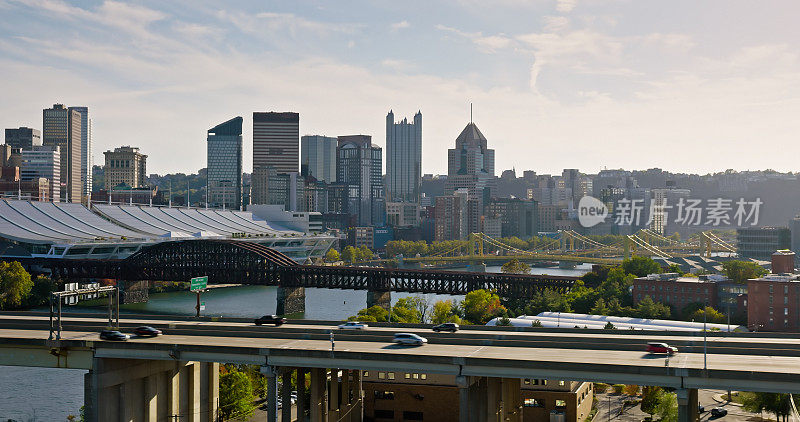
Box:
556 0 577 13
436 24 514 53
391 20 410 31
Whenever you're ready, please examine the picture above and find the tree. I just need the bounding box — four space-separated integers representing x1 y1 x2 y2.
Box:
722 260 768 284
688 306 726 324
495 315 512 326
324 249 340 263
402 295 431 323
431 300 461 324
0 261 33 309
530 319 542 327
501 258 531 275
603 321 616 330
349 306 389 322
666 264 684 275
26 274 56 307
220 369 256 420
640 386 662 416
635 295 671 319
655 391 678 422
391 298 422 323
740 392 797 420
623 384 640 396
340 246 356 264
461 289 506 324
622 256 662 277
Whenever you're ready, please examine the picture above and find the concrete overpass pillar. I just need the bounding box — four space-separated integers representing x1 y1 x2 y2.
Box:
84 367 98 422
353 369 363 422
340 369 351 422
501 378 522 422
262 365 279 422
297 368 307 421
366 291 391 312
486 376 502 422
310 368 329 422
330 368 340 421
676 388 699 422
281 368 292 422
277 286 306 315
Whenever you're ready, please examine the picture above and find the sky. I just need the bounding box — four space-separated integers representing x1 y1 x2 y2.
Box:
1 0 800 176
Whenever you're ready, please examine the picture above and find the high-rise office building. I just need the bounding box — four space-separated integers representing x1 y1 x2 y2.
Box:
103 146 147 190
21 145 60 202
337 135 384 226
253 112 299 174
385 110 422 203
444 121 495 235
4 127 42 150
70 106 92 199
43 104 81 202
301 135 337 182
207 117 243 210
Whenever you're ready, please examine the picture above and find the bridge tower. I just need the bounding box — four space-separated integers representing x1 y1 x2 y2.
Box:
624 236 632 260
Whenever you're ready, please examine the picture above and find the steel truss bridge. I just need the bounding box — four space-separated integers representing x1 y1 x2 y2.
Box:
10 239 581 298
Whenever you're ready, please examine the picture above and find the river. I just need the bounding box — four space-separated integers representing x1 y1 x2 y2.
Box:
0 264 590 419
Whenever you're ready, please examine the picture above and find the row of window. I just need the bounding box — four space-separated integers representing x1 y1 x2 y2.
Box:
524 398 566 408
523 379 565 387
637 284 709 294
366 371 428 381
637 294 708 304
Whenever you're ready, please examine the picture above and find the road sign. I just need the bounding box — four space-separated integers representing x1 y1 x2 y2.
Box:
200 302 206 311
190 276 208 291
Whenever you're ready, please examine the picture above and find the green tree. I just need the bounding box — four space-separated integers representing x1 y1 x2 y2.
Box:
26 274 56 307
220 369 256 420
603 321 616 330
324 248 340 263
0 261 33 309
655 391 678 422
640 386 662 416
688 306 726 324
390 298 422 323
622 256 662 277
349 305 389 322
722 260 768 284
340 246 356 264
431 300 462 324
501 258 531 274
495 315 512 326
666 264 684 275
590 298 609 315
461 289 505 324
635 295 671 319
740 392 796 420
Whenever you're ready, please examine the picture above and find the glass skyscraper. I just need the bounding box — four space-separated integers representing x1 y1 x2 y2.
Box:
207 117 243 210
337 135 384 226
301 135 337 182
385 110 422 203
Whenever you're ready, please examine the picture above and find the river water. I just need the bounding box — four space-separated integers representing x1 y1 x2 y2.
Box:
0 264 590 419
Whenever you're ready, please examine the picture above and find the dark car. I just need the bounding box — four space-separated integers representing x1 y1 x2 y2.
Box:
99 330 129 341
432 322 460 333
133 326 162 337
711 407 728 417
646 342 678 355
255 315 287 326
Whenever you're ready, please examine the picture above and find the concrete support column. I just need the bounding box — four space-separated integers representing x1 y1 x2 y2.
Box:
501 378 522 422
456 375 470 422
168 363 181 420
330 369 340 421
187 362 201 422
281 369 292 422
84 368 98 422
340 369 351 422
310 368 328 422
276 286 306 315
297 368 307 422
486 377 502 422
262 366 279 422
366 290 391 311
353 370 363 422
676 388 699 422
144 372 158 421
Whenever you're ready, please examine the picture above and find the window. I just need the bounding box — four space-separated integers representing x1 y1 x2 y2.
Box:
412 373 419 379
555 400 567 408
785 286 789 294
524 398 544 407
785 308 789 316
374 391 395 400
558 380 565 386
388 372 395 380
403 411 424 420
405 373 411 379
374 409 394 419
421 374 427 380
785 297 789 305
524 379 531 385
542 380 548 386
363 371 369 377
378 372 385 379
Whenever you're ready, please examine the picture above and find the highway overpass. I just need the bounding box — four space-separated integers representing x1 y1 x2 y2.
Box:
2 312 800 422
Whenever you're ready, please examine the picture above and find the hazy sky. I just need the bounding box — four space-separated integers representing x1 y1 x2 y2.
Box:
1 1 799 176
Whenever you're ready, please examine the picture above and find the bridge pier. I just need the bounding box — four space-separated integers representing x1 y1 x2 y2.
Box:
85 358 218 422
366 290 391 312
276 286 306 316
468 262 487 272
676 388 699 422
120 280 149 304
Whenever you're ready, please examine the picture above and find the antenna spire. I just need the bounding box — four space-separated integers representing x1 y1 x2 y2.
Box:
470 103 473 124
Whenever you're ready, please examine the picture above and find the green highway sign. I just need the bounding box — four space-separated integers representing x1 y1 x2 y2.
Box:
190 276 208 291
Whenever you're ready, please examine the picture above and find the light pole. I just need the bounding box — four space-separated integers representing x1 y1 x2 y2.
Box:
703 299 708 371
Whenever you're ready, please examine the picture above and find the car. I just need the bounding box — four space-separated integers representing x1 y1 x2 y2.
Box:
710 407 728 417
338 321 368 330
99 330 129 341
646 342 678 355
133 326 162 337
255 315 287 326
393 333 427 346
432 322 459 332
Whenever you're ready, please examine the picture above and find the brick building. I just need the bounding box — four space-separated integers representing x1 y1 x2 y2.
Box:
747 273 800 332
633 273 720 309
362 370 592 422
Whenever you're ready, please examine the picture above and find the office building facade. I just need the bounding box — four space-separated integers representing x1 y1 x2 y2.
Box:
301 135 337 182
103 146 147 190
207 117 243 210
4 127 41 150
20 145 60 202
485 198 538 238
253 112 299 174
337 135 384 226
43 104 82 202
737 227 792 261
385 110 422 203
70 106 92 199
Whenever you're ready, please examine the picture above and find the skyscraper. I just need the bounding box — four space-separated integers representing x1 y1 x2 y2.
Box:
4 127 42 150
43 104 81 202
337 135 384 226
444 121 495 199
21 145 60 202
385 110 422 203
70 106 92 199
301 135 337 182
253 112 299 174
207 117 243 210
103 146 147 190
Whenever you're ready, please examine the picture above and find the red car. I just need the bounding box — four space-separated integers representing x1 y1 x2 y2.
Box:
647 342 678 355
133 326 162 337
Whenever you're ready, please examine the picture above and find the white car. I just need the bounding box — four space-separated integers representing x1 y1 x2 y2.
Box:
338 321 368 330
393 333 428 346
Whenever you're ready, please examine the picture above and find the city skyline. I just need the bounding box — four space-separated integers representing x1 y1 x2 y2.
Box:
3 1 800 176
